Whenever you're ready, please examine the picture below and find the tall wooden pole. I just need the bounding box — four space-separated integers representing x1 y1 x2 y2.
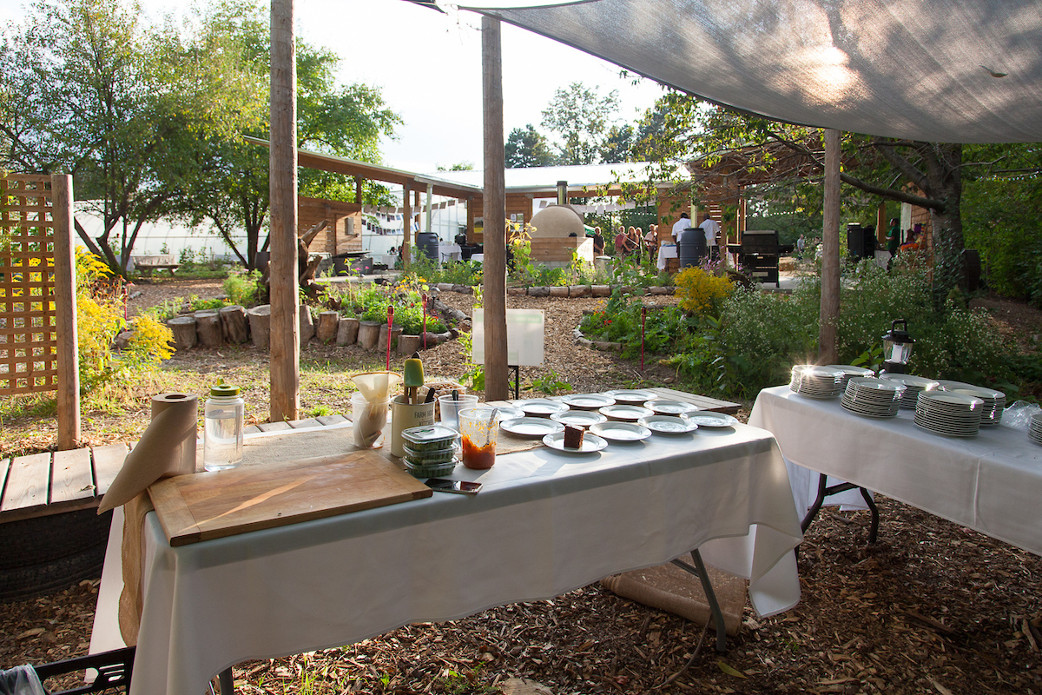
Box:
402 185 411 270
819 128 841 364
269 0 299 421
51 175 80 449
482 16 508 400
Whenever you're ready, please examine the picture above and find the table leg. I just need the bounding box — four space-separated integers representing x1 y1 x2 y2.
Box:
670 549 727 652
800 473 880 544
219 667 234 694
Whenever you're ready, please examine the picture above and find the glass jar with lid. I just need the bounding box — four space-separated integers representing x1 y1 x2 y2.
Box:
204 384 244 471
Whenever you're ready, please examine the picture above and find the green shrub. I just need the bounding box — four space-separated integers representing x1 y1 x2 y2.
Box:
224 270 263 307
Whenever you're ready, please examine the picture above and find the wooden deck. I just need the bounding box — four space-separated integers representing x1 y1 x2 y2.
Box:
0 390 738 524
0 415 349 524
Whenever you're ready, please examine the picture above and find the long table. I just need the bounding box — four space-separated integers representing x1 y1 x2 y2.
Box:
98 418 802 695
749 385 1042 555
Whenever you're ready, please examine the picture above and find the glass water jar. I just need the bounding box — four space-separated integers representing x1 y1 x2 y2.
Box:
204 384 244 471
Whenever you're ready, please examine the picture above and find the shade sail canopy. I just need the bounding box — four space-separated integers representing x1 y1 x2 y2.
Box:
465 0 1042 143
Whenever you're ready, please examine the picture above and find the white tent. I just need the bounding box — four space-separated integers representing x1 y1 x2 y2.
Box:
463 0 1042 143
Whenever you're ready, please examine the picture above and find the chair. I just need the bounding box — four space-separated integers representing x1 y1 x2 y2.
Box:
1 647 134 695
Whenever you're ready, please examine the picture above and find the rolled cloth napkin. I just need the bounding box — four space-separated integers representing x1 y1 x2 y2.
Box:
98 392 198 645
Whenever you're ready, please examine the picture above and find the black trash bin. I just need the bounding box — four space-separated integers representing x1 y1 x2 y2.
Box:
416 232 439 261
677 227 705 269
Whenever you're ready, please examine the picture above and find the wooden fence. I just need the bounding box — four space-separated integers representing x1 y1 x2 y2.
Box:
0 173 80 449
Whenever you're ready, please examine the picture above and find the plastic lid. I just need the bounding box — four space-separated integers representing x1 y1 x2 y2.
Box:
210 384 240 397
401 424 458 446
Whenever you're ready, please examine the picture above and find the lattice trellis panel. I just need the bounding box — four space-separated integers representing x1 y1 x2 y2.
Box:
0 174 59 396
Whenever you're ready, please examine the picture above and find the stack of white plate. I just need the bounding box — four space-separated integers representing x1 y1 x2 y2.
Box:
936 381 1006 426
826 364 876 388
914 390 984 437
1029 413 1042 446
789 365 845 398
840 377 905 417
878 373 941 409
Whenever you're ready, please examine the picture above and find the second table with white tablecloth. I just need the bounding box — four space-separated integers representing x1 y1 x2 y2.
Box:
749 385 1042 554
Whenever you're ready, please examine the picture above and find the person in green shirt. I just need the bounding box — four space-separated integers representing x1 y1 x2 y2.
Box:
886 218 901 269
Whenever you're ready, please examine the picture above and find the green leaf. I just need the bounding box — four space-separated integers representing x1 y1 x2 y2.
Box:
716 660 748 679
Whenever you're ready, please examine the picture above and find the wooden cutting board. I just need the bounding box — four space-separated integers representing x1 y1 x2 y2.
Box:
148 449 432 546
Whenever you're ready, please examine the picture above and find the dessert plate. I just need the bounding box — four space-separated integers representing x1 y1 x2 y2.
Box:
590 421 652 442
500 417 564 438
542 431 607 453
639 415 698 434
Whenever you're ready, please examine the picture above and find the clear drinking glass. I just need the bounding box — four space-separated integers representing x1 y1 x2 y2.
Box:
204 385 244 471
438 394 479 431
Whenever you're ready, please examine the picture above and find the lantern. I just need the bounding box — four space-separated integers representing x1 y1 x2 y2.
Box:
881 319 914 374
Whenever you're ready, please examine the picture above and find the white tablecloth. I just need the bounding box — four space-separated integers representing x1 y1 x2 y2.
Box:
439 244 462 262
657 244 678 270
110 424 801 695
749 386 1042 554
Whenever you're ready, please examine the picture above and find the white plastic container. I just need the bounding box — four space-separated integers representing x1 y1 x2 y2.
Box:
204 384 244 471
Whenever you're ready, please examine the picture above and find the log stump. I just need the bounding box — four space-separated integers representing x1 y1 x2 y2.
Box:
548 286 570 298
167 316 197 351
568 285 592 298
299 305 315 345
397 334 422 355
317 311 340 344
219 305 249 344
247 305 271 349
378 325 402 352
336 317 359 346
357 320 382 350
591 285 611 297
195 310 222 347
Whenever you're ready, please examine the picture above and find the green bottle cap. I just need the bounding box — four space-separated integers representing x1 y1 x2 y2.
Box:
210 384 240 397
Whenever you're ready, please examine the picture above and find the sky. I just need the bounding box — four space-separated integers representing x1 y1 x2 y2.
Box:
0 0 667 173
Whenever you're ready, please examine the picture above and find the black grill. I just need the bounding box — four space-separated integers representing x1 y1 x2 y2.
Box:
738 230 780 287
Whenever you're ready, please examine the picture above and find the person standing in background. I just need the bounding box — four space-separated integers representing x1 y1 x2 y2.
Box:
592 226 605 256
644 225 658 258
886 217 901 269
671 212 690 242
699 213 720 261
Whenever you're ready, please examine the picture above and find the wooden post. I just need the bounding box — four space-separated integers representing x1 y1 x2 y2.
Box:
355 177 363 205
269 0 299 421
402 184 411 270
466 196 475 243
51 175 80 450
876 202 887 245
482 16 508 400
819 128 841 364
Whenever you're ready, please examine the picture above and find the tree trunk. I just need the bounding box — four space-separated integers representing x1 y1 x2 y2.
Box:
926 143 964 308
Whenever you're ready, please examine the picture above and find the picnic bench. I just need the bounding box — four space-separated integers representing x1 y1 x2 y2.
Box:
131 255 179 277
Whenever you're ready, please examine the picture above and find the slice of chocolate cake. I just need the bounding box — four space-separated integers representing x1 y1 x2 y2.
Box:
563 424 584 449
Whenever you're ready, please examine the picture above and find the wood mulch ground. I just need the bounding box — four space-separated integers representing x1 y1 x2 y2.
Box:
2 278 1041 694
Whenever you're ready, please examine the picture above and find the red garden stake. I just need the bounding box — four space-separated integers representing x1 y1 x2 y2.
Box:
640 306 647 372
422 293 428 350
386 305 394 371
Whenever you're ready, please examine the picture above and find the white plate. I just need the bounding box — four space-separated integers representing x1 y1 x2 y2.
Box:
684 413 738 428
542 431 608 453
551 410 607 428
590 421 652 442
561 393 616 410
605 389 656 404
492 406 524 421
600 404 654 421
643 399 698 416
500 417 564 438
639 415 698 434
520 399 569 417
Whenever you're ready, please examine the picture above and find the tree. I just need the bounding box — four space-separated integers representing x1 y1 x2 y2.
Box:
540 82 620 165
599 124 634 164
182 0 402 270
504 124 556 168
0 0 261 275
642 90 1020 305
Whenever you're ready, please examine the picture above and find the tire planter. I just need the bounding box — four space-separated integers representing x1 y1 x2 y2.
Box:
0 508 112 600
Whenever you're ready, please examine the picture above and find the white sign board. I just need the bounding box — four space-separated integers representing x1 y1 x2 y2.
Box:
471 309 544 367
